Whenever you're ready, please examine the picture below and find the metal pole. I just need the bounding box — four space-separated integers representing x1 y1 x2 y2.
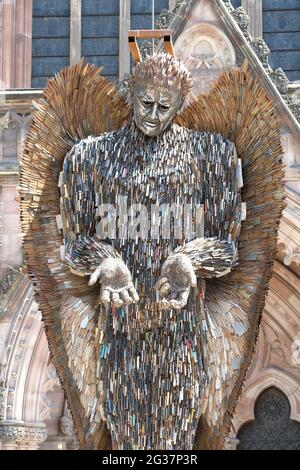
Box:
152 0 155 53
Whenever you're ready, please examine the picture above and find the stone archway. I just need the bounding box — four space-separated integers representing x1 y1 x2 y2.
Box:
229 257 300 449
0 272 75 449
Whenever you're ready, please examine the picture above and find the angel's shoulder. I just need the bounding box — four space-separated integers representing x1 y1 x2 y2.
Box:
68 131 115 155
62 132 114 178
182 127 237 162
187 128 234 148
64 129 121 166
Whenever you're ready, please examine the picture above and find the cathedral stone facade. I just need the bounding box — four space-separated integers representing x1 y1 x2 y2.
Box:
0 0 300 450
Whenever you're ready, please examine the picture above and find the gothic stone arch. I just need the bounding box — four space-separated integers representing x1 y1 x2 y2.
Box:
237 387 300 450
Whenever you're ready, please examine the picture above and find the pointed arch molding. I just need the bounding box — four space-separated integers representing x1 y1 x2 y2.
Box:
232 370 300 433
0 273 48 448
0 275 43 422
277 189 300 268
0 0 33 89
232 261 300 435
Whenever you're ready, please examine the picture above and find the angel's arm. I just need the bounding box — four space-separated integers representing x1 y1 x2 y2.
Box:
162 134 242 298
171 135 243 278
59 138 139 305
59 138 120 277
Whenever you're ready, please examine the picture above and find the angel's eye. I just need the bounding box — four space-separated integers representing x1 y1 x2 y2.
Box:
142 101 153 106
159 104 170 111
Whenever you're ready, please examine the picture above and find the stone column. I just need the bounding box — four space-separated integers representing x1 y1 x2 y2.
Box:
15 0 33 88
241 0 262 38
70 0 81 65
0 386 7 421
0 0 33 89
119 0 131 80
0 0 15 88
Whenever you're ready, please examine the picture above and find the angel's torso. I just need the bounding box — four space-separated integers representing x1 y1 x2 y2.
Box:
75 122 229 302
65 122 236 449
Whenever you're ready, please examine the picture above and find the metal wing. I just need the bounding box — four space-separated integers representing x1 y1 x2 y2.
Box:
176 62 285 449
20 60 130 449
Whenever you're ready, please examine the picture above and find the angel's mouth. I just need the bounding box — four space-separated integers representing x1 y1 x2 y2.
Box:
144 121 159 128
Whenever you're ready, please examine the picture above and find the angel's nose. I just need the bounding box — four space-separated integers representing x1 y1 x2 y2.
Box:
150 103 159 121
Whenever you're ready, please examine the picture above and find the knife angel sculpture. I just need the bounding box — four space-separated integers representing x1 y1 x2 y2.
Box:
20 53 284 450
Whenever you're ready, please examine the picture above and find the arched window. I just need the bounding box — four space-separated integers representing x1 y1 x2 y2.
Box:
237 387 300 450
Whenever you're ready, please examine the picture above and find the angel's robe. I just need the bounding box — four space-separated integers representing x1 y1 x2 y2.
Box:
59 121 242 450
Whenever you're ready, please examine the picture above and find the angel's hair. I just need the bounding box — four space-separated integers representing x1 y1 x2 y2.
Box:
130 52 193 97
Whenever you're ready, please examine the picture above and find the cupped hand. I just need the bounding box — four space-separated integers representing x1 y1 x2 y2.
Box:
155 253 197 310
88 257 139 307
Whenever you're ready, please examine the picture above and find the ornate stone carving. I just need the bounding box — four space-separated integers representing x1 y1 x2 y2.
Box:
290 88 300 106
59 415 74 437
0 267 21 316
140 40 154 59
220 0 299 122
288 88 300 122
0 110 29 130
0 422 47 447
57 401 76 448
222 0 234 11
175 23 236 94
224 436 240 450
231 7 251 39
0 267 20 295
250 38 271 70
289 104 300 122
172 0 193 13
66 439 78 450
156 9 175 30
291 334 300 368
39 362 63 421
116 73 130 98
0 387 7 421
277 208 300 268
281 246 300 267
270 68 289 96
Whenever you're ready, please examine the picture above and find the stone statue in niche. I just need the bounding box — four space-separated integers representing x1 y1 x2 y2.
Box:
20 48 284 450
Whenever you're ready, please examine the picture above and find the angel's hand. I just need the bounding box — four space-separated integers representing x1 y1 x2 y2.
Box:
88 257 139 307
155 253 197 310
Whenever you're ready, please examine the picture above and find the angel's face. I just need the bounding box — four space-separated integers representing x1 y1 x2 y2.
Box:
133 83 183 137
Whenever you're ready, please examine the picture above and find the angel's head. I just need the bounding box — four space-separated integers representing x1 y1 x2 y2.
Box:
130 53 193 137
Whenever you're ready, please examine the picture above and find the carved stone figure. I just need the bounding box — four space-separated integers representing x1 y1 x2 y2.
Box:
20 51 285 449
